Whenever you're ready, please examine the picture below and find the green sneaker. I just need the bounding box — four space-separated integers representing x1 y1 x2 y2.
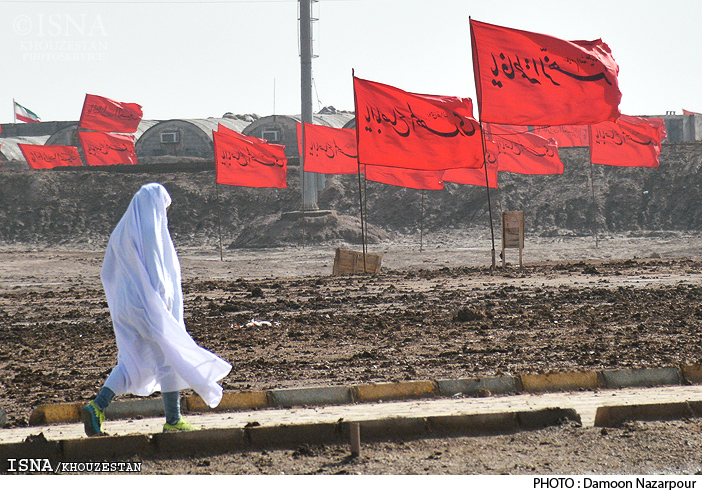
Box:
81 401 105 437
163 418 196 432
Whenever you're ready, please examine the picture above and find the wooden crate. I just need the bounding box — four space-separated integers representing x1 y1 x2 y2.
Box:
332 248 382 275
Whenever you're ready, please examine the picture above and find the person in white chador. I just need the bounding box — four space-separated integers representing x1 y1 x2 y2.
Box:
82 183 232 436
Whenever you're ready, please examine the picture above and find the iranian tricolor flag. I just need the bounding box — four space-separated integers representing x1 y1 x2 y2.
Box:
14 101 40 123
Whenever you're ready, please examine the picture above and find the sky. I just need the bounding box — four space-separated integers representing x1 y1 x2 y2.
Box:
1 0 701 124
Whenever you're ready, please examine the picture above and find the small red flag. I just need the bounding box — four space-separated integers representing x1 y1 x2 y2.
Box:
363 164 444 190
485 124 564 175
213 129 287 188
19 144 83 169
443 157 498 188
78 131 137 166
531 125 590 148
297 122 358 175
218 123 287 160
79 94 143 133
683 109 700 115
470 19 621 125
353 75 484 171
589 115 667 168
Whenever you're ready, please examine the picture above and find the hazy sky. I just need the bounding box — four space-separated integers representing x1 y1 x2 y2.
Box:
1 0 700 123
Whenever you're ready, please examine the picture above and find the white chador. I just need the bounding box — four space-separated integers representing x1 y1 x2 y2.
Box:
101 183 231 408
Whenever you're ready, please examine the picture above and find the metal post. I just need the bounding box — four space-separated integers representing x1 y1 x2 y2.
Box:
299 0 318 211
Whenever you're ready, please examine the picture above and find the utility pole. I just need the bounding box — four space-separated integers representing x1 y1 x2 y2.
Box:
299 0 318 210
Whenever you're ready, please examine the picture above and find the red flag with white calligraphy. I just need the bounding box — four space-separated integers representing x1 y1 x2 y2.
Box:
19 144 83 169
531 125 590 148
297 122 358 175
79 94 143 133
484 123 564 175
589 115 667 168
353 76 484 171
363 164 444 190
470 19 621 126
213 129 287 188
78 131 137 166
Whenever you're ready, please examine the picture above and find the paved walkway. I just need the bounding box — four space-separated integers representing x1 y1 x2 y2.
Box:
2 384 702 446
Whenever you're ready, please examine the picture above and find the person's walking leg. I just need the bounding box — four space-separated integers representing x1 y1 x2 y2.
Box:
82 386 115 436
162 391 195 432
162 391 181 425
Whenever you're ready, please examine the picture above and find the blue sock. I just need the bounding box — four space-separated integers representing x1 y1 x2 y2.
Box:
162 391 181 425
94 386 115 412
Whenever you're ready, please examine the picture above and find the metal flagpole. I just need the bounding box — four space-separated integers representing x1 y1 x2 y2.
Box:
420 190 425 252
587 126 599 248
589 156 599 248
479 124 497 269
215 179 224 261
469 17 496 269
351 69 367 272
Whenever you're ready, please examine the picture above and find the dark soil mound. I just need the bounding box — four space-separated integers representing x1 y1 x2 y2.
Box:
1 144 701 250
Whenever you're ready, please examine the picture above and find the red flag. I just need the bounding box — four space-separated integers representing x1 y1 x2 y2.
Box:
217 123 286 159
485 124 564 175
683 109 700 115
363 164 444 190
218 123 264 145
297 122 358 175
589 115 666 168
19 144 82 169
443 156 498 188
470 19 621 125
213 129 287 188
353 76 484 171
217 123 246 139
532 125 589 147
78 131 137 166
79 94 143 133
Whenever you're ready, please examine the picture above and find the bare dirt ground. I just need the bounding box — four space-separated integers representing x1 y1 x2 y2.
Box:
1 232 702 475
2 143 702 475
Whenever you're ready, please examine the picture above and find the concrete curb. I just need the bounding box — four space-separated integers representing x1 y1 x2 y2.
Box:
26 364 699 426
353 380 438 403
594 401 696 427
184 391 268 413
0 406 581 467
600 367 681 389
682 365 702 384
269 386 353 408
437 376 519 397
521 371 598 393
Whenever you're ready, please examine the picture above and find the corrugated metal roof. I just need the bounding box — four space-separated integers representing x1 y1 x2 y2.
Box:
132 119 159 138
258 113 353 128
0 135 51 162
314 113 354 128
139 118 251 141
